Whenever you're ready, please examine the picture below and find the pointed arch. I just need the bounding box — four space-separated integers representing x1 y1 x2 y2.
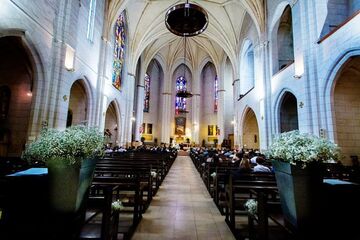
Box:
0 36 35 156
240 106 260 150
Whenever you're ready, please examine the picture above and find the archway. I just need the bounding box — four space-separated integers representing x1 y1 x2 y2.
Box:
104 101 119 147
67 80 88 126
0 36 33 157
272 5 294 73
279 91 298 133
333 56 360 163
242 108 260 150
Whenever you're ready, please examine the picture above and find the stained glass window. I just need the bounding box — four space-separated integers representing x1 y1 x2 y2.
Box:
86 0 97 42
143 74 150 112
175 76 187 115
112 12 126 90
214 75 218 112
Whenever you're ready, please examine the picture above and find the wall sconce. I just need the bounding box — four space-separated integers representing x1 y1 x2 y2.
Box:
64 44 75 71
131 116 136 121
26 92 32 97
231 120 235 125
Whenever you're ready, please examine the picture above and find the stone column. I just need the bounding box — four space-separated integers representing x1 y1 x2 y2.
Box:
123 73 136 146
233 79 240 148
161 71 172 144
134 58 146 141
217 87 225 147
191 70 201 144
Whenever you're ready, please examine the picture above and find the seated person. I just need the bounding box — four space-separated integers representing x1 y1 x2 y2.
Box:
231 155 253 178
253 156 271 172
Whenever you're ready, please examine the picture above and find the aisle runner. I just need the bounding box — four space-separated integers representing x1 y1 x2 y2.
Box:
132 156 235 240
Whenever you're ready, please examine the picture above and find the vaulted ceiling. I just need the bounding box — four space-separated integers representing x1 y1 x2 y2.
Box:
105 0 265 74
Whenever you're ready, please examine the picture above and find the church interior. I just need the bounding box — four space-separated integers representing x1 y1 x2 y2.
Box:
0 0 360 239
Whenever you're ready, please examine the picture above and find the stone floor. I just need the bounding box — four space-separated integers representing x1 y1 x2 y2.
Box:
132 156 236 240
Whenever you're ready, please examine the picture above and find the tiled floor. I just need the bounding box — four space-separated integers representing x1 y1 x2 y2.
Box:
132 156 236 240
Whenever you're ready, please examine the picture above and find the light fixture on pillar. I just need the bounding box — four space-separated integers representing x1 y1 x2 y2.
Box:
166 1 209 102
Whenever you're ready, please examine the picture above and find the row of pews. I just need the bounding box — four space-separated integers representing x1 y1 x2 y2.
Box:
189 149 292 240
0 150 176 240
79 150 177 240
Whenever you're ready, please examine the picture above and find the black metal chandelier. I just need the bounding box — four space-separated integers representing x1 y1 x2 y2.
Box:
165 1 209 37
166 1 208 101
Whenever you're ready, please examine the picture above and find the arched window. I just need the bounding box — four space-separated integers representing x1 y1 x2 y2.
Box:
214 76 218 112
143 74 150 112
240 41 255 94
86 0 97 42
112 12 126 90
273 6 294 73
175 76 187 114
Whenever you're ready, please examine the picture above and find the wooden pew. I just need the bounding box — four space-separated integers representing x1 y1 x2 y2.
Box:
224 173 281 240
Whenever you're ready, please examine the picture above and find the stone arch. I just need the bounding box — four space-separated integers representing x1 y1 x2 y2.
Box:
277 91 299 133
270 3 294 74
327 55 360 164
324 49 360 142
0 36 35 156
240 39 255 94
104 101 120 147
67 80 90 126
0 30 46 136
241 107 260 150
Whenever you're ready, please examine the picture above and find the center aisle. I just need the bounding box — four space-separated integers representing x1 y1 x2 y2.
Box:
132 155 235 240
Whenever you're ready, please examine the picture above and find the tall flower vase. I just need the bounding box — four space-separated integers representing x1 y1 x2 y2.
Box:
47 157 98 240
272 160 323 237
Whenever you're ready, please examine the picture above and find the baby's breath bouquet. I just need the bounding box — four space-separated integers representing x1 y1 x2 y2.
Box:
244 199 257 216
23 125 105 166
267 130 340 168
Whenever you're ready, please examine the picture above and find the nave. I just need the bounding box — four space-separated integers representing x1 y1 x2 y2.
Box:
132 155 235 240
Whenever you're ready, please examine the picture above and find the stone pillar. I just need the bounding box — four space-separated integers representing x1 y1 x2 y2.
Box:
161 72 172 144
233 79 240 148
191 70 201 144
254 40 271 151
47 0 81 129
123 73 136 146
217 88 225 147
134 58 146 141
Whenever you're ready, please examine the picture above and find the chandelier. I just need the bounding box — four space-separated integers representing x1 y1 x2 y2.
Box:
165 1 208 100
165 1 209 37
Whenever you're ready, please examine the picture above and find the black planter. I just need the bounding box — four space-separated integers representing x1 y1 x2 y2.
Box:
272 160 323 234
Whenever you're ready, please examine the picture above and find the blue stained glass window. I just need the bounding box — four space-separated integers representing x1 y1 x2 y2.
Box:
144 74 150 112
214 75 218 112
112 12 126 90
175 76 187 115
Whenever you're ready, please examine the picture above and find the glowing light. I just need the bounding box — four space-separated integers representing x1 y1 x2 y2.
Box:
64 44 75 71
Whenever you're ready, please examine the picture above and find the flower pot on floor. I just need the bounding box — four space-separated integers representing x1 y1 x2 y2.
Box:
272 160 323 234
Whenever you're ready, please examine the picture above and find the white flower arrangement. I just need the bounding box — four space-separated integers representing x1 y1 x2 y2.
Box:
151 171 157 178
23 125 105 166
244 199 257 216
267 130 340 167
111 199 124 211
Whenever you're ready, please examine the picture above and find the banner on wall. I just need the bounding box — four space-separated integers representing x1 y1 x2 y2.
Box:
175 117 186 135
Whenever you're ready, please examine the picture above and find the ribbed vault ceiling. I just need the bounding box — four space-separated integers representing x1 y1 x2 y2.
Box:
105 0 265 73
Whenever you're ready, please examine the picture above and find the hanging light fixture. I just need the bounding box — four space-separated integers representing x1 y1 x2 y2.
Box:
165 0 209 37
166 0 208 101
